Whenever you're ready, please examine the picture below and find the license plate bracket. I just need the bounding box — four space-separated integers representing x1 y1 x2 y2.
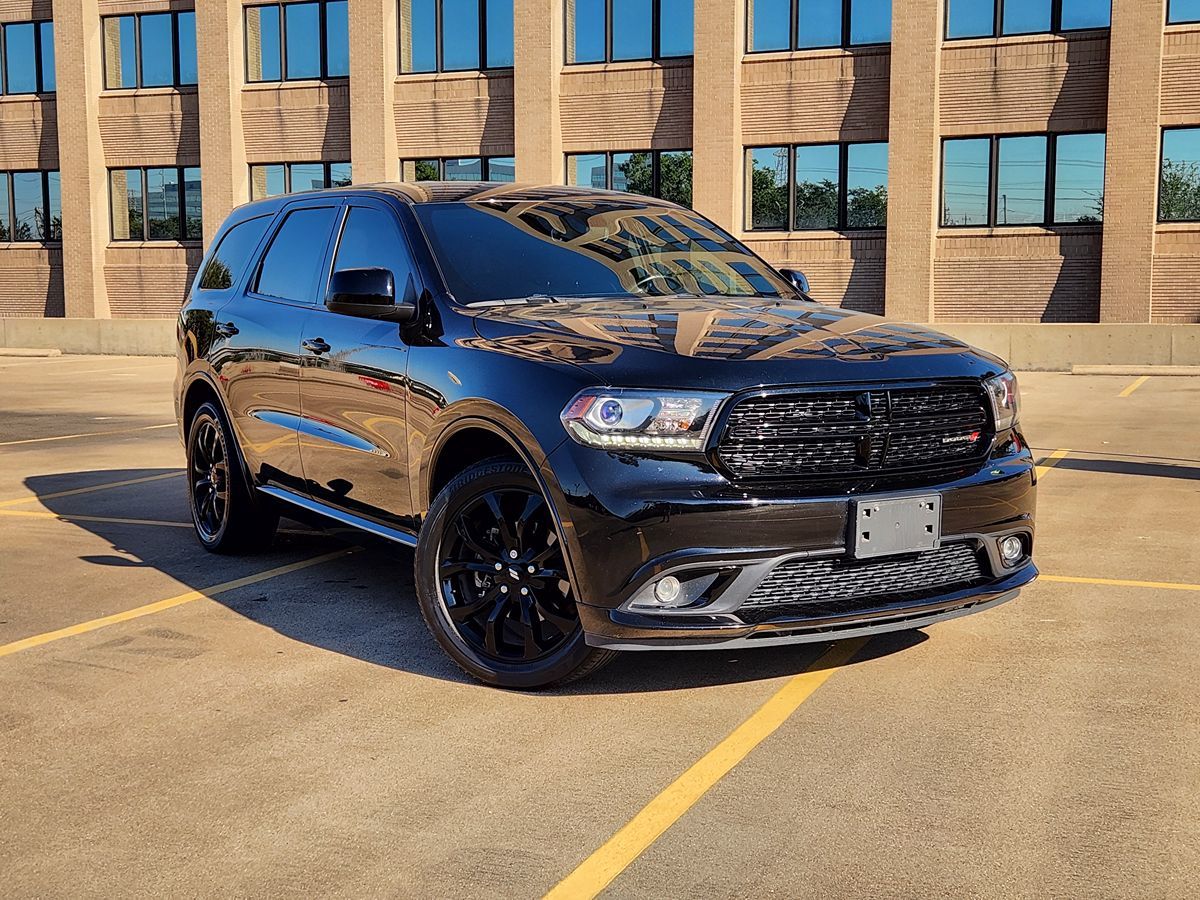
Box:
853 495 942 559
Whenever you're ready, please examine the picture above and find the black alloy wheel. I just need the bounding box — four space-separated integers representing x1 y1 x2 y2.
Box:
185 402 278 554
415 459 616 688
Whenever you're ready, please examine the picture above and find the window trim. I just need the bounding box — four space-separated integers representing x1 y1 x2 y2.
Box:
248 161 353 199
744 0 892 55
1157 125 1200 224
939 131 1106 229
248 199 343 306
0 19 55 95
1167 0 1200 25
565 0 694 66
400 0 516 74
0 170 62 244
564 149 693 201
100 12 197 91
108 166 202 243
943 0 1111 42
244 1 349 84
744 140 889 233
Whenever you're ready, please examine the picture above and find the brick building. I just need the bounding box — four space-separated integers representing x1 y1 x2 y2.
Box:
0 0 1197 323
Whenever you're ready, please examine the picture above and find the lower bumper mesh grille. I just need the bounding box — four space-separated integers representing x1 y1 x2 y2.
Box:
740 543 988 616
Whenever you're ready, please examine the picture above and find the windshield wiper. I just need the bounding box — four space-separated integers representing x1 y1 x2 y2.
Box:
465 294 563 308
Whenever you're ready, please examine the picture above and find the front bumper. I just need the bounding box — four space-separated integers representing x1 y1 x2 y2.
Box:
543 435 1037 650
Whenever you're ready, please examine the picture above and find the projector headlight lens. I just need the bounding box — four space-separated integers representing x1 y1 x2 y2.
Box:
984 371 1021 432
561 389 726 451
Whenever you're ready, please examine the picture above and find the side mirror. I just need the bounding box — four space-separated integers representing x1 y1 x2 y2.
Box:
326 267 417 322
779 268 810 295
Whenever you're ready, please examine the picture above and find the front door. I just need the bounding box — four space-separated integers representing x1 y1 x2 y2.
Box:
218 199 341 492
298 199 419 528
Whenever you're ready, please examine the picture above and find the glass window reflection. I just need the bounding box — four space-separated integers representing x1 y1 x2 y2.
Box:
110 169 144 241
1160 128 1200 222
846 142 888 228
246 6 283 82
3 23 38 94
285 3 322 79
1170 0 1200 24
1053 132 1105 223
326 1 350 76
747 147 789 230
794 144 840 230
996 135 1048 224
1060 0 1110 30
946 0 994 38
751 0 790 51
942 138 991 227
797 0 842 49
177 13 198 85
613 0 654 61
487 0 515 68
1002 0 1052 35
139 15 176 88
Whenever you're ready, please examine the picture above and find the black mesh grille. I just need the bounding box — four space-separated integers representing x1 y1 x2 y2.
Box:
740 543 988 619
717 383 990 481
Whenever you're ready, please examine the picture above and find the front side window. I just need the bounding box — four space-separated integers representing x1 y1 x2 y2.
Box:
110 167 202 241
941 132 1105 227
1 20 54 94
256 206 341 302
102 13 198 89
403 157 516 181
199 216 274 291
414 199 797 303
749 0 890 52
1160 128 1200 223
249 162 353 199
566 150 693 206
945 0 1109 40
245 2 350 83
567 0 693 64
399 0 513 73
745 142 888 231
332 207 418 296
0 171 61 242
1170 1 1200 24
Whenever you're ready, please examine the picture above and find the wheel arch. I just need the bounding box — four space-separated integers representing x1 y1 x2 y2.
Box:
180 372 257 498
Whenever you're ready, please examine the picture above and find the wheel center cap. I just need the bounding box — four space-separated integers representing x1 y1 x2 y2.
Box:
507 567 522 581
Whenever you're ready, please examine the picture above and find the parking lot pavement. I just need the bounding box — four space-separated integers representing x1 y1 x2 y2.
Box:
1 357 1197 898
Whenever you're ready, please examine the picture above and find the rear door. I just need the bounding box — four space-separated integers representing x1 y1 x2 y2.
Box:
217 198 342 492
297 198 419 527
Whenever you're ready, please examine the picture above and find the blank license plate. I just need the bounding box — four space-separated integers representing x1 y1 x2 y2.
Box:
853 495 942 559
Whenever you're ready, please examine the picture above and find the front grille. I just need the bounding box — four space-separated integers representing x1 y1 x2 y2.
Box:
740 543 988 618
717 383 990 481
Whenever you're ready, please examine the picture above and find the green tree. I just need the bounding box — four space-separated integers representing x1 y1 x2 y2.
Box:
847 185 888 229
658 153 693 207
414 160 439 182
1159 159 1200 221
616 152 654 196
794 178 838 229
750 166 788 229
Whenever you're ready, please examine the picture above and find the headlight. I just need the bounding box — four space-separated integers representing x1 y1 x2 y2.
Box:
984 371 1020 431
560 388 726 451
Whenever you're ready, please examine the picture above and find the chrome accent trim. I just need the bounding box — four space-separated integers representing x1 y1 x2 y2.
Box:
258 486 418 547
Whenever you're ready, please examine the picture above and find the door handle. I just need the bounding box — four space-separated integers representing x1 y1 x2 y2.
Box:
302 338 331 355
214 321 239 338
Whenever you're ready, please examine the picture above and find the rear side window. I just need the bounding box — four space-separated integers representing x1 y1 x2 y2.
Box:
255 205 339 302
332 206 417 292
198 215 271 290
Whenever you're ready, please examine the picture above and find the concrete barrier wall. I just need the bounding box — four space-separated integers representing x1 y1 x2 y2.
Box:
1 317 1198 370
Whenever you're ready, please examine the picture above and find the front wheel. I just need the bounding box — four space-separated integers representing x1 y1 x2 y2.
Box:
415 459 616 689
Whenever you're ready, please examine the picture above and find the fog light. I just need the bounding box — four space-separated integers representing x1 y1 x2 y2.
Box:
654 576 682 605
1000 535 1024 565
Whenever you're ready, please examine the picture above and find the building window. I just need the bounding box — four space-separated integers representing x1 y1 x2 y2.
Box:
566 0 694 64
245 2 350 83
1168 0 1200 24
402 157 516 181
945 0 1109 40
748 0 890 53
102 13 197 89
1 21 55 94
0 171 61 242
1160 127 1200 223
745 142 888 231
941 132 1105 227
249 162 353 199
110 168 202 241
400 0 514 73
566 150 694 206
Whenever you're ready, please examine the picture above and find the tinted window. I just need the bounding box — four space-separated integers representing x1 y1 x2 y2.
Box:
846 142 888 228
329 162 353 187
332 207 418 302
103 17 138 88
12 172 43 239
613 0 653 61
569 0 692 63
794 144 839 230
485 0 515 68
613 152 652 194
3 23 38 94
285 2 322 79
46 171 61 240
996 135 1047 224
139 14 176 87
568 154 608 189
0 177 8 241
751 0 790 51
414 201 795 303
251 164 287 200
257 206 339 302
1060 0 1109 29
849 0 890 44
289 163 326 192
199 216 273 290
747 147 789 230
178 13 198 85
569 0 606 62
487 157 516 182
798 0 842 49
443 0 481 70
1053 132 1105 223
658 151 693 207
942 138 990 227
1002 0 1052 35
246 6 283 81
184 167 203 237
146 168 182 240
402 0 438 72
445 158 483 181
1170 0 1200 24
325 1 350 76
39 22 55 92
946 0 994 38
1160 128 1200 222
110 169 144 240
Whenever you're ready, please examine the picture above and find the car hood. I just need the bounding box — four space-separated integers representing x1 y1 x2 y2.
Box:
462 297 1007 390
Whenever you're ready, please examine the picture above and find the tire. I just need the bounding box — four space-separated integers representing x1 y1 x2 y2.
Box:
185 402 279 554
415 459 617 689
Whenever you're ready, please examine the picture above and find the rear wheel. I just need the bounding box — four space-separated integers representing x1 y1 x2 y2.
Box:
186 402 278 554
415 459 616 689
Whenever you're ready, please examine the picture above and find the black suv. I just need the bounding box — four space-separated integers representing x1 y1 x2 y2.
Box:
176 183 1036 688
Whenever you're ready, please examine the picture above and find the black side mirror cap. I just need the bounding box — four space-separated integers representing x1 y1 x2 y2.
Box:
779 268 810 295
326 267 417 322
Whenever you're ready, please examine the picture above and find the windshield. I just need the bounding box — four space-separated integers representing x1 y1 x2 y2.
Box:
413 198 798 305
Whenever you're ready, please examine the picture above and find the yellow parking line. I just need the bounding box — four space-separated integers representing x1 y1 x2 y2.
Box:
0 423 175 447
0 471 182 508
0 509 192 528
1035 447 1071 480
0 548 357 659
1042 574 1200 592
543 638 867 900
1118 375 1150 398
